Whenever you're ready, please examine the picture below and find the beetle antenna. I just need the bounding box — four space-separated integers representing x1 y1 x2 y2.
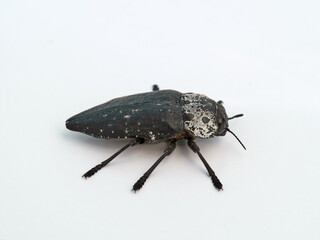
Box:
228 114 243 120
226 128 246 150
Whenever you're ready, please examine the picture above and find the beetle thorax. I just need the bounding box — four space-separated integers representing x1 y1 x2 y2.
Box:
181 93 218 139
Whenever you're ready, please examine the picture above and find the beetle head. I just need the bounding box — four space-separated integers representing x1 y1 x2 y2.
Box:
181 94 246 150
214 101 229 136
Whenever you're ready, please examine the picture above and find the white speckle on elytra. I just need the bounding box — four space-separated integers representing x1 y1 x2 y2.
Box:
119 110 122 113
86 127 89 129
112 130 114 133
124 136 127 139
100 129 103 133
108 124 113 127
137 122 141 125
113 117 116 120
149 131 156 141
125 129 129 134
124 115 131 119
102 114 108 117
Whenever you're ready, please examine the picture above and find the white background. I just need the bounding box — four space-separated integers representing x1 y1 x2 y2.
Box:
1 0 320 239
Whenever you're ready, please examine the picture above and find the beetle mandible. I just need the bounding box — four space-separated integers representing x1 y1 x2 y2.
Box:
66 85 246 191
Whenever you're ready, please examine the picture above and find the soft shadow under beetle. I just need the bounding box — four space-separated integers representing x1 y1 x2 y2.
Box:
66 85 246 192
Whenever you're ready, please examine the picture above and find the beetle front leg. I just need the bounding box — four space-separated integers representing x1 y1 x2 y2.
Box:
83 138 143 178
132 141 176 192
187 140 223 191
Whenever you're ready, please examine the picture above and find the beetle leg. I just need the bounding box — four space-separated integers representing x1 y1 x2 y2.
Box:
83 138 143 178
187 140 223 191
132 141 176 192
152 84 160 91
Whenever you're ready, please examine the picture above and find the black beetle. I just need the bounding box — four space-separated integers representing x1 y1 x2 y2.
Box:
66 85 245 191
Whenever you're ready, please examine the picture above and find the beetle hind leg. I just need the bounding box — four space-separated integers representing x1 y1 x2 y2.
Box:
83 138 143 178
132 141 176 192
187 140 223 190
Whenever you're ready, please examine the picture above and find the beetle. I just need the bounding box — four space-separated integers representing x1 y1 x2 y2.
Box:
66 85 245 191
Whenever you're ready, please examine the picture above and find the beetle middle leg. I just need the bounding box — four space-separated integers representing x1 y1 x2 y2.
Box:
132 141 176 192
83 138 144 178
187 140 223 191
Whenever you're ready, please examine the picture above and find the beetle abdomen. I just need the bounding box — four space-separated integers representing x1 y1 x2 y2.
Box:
66 90 184 142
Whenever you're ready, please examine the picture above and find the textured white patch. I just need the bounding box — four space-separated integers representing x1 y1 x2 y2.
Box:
149 131 156 141
124 115 131 119
100 129 103 133
181 93 217 139
102 114 108 117
112 130 115 133
125 128 129 134
108 124 113 127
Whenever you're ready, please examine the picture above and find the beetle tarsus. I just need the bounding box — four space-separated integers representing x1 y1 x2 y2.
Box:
83 139 142 179
83 165 103 178
211 175 223 191
132 141 176 192
132 176 149 192
187 140 223 191
152 84 160 91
